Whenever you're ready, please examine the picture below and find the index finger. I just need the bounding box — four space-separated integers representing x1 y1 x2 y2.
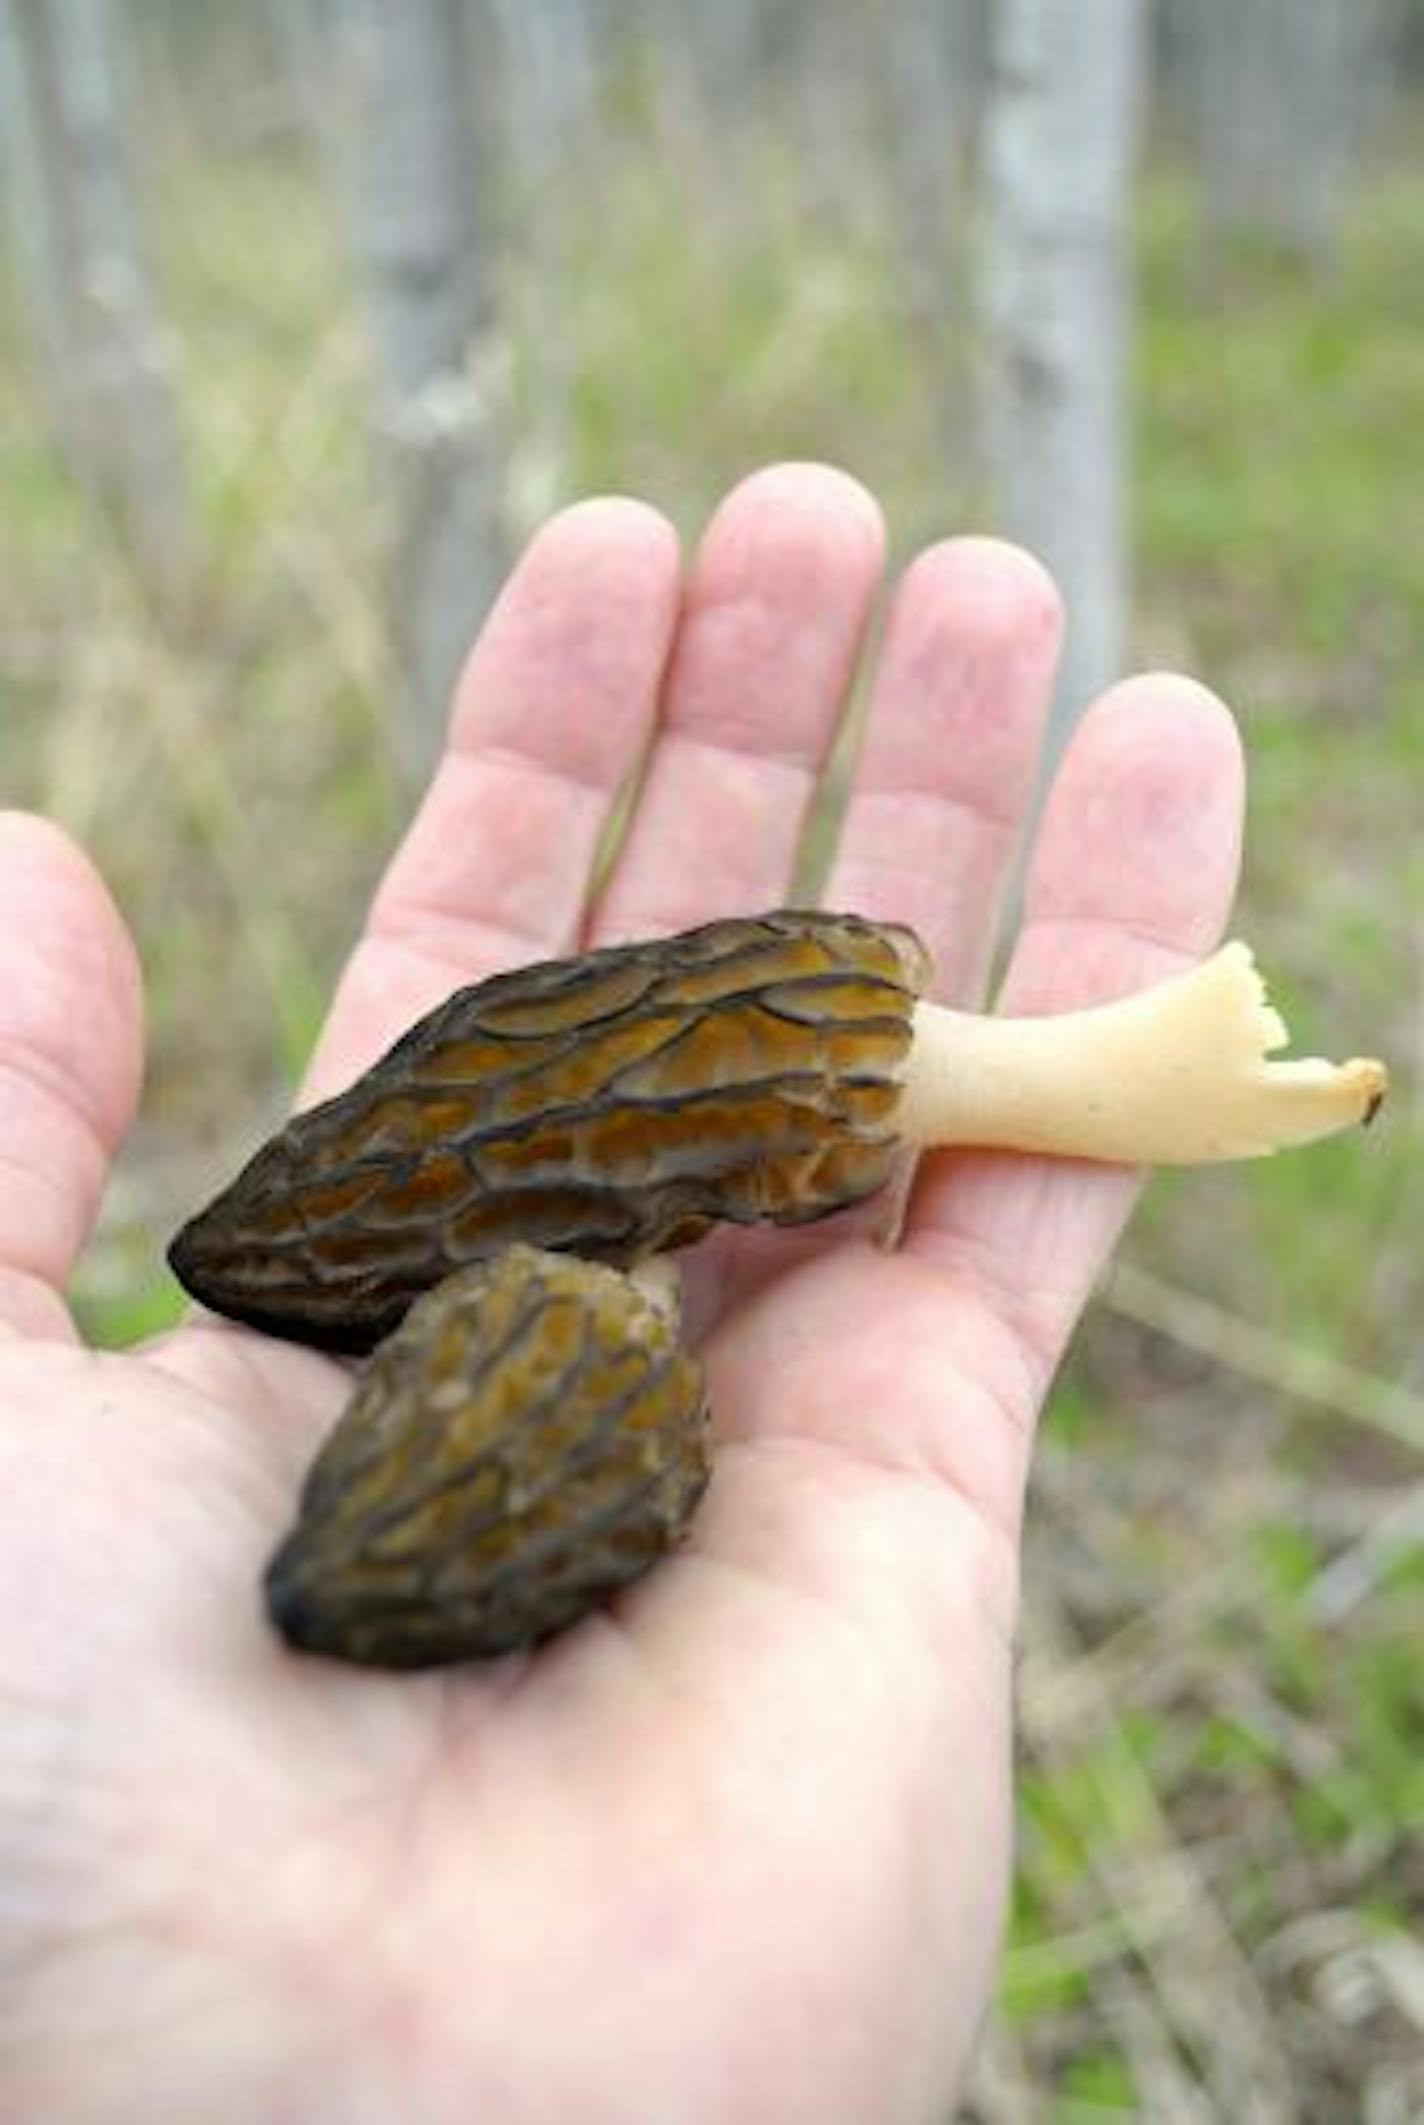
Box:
302 498 681 1102
0 815 143 1341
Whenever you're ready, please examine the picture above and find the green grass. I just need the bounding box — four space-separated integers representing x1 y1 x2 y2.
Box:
1 86 1420 2121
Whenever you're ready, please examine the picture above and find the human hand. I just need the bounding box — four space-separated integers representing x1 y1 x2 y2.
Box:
0 465 1243 2122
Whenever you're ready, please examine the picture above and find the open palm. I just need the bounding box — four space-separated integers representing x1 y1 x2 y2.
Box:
1 467 1243 2123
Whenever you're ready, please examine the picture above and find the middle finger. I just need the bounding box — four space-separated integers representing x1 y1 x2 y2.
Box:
590 462 885 943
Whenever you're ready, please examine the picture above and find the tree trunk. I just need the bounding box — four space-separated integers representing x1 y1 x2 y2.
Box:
489 0 599 533
341 0 510 780
978 0 1146 780
1180 0 1378 262
694 0 766 127
1 0 190 608
874 0 966 326
789 0 884 240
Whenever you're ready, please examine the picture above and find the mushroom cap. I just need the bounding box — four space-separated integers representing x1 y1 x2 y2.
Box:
264 1245 710 1667
170 910 930 1353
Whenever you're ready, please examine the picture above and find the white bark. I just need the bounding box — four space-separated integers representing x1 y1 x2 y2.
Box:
790 0 881 237
341 0 511 779
978 0 1146 778
492 0 598 167
683 0 766 136
1 0 189 605
874 0 967 322
1180 0 1378 261
489 0 599 531
267 0 349 159
630 0 770 209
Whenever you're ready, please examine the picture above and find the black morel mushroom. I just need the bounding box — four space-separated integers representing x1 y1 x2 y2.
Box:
265 1245 709 1668
173 912 1386 1355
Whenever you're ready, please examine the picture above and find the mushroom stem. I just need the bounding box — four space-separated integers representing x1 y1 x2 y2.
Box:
896 941 1387 1165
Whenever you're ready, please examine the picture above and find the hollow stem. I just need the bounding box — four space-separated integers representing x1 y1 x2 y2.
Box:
896 942 1387 1166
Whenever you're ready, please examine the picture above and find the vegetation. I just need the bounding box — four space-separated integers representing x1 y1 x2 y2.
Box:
1 94 1419 2120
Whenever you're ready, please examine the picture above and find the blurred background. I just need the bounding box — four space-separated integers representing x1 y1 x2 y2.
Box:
2 0 1420 2114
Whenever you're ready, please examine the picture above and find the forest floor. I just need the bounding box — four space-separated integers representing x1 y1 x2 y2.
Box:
2 117 1421 2123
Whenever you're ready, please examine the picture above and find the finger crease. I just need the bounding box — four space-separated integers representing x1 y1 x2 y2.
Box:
450 736 633 807
365 908 578 985
1017 908 1204 969
662 726 828 784
853 781 1025 842
0 1042 114 1184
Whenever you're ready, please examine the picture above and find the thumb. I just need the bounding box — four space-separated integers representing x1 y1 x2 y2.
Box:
0 814 143 1340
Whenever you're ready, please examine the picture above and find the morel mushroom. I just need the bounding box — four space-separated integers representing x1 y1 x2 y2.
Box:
170 910 1386 1354
265 1245 709 1667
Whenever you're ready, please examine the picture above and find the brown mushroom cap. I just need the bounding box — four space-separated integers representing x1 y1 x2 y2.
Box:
171 910 929 1353
264 1245 710 1667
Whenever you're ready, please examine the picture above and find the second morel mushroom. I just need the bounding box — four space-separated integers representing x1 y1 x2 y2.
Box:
170 909 1386 1354
265 1244 710 1668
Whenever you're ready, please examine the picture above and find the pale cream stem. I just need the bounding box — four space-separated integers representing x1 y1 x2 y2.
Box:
896 941 1387 1166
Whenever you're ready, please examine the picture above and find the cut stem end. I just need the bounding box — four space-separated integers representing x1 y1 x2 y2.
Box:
898 942 1388 1167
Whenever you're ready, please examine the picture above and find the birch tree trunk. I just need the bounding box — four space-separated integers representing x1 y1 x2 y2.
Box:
789 0 882 239
873 0 967 325
694 0 765 126
268 0 350 161
1 0 190 607
489 0 598 532
978 0 1146 779
341 0 510 779
1181 0 1377 263
633 0 770 226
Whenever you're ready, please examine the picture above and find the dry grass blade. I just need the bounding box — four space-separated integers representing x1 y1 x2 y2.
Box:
1018 1586 1301 2117
272 525 393 716
1091 1965 1223 2124
958 2011 1040 2123
1308 1480 1424 1623
127 622 324 1067
1024 1550 1254 1738
1103 1260 1424 1457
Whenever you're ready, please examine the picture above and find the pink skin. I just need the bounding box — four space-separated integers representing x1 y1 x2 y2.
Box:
0 465 1242 2123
